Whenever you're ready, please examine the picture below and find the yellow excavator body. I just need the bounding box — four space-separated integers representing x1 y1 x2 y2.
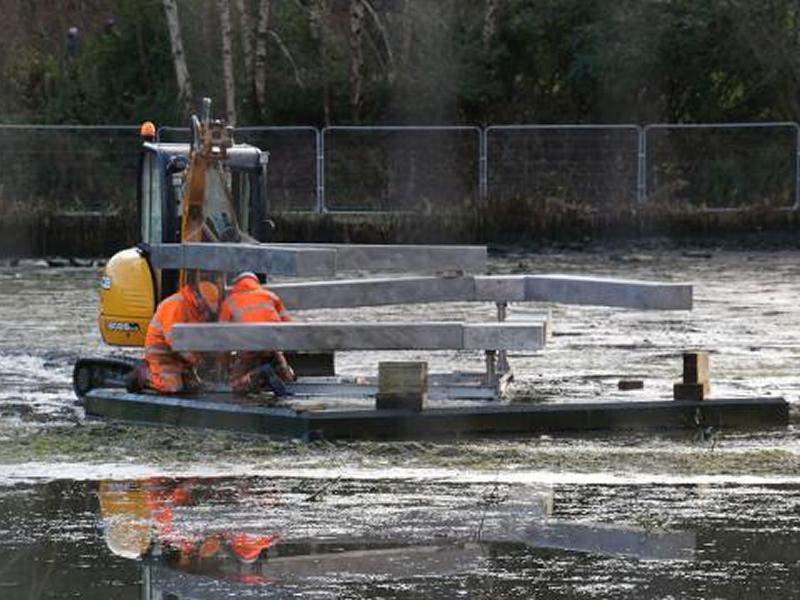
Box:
99 247 155 347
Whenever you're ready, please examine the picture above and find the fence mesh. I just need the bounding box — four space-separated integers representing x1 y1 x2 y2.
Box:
2 123 799 218
157 126 318 212
322 127 481 212
644 124 798 209
0 126 140 215
486 126 640 208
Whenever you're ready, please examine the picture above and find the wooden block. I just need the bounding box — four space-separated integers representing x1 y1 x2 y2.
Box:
683 352 709 384
618 380 644 391
376 361 427 411
673 382 709 401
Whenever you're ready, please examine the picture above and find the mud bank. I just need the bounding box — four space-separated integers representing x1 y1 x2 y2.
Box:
4 205 800 258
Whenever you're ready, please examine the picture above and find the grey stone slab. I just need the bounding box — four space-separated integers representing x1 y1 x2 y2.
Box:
147 243 336 277
474 275 528 302
172 322 466 351
462 323 546 351
273 243 487 274
172 321 547 352
525 275 693 310
269 276 475 310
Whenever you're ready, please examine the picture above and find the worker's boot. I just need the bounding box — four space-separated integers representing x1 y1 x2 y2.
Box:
256 364 288 397
125 361 147 393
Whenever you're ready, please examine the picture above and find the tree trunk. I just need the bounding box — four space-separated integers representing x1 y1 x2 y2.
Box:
349 0 365 121
162 0 194 117
234 0 254 87
482 0 498 57
217 0 237 125
310 0 330 124
254 0 271 119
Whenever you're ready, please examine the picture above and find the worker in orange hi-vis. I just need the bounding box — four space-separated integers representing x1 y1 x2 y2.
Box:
219 272 295 394
127 280 221 394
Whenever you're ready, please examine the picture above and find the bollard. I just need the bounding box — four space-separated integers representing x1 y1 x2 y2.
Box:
376 361 428 411
674 351 710 401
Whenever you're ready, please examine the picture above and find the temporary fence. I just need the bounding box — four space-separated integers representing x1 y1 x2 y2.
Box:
485 125 641 209
0 125 140 214
1 122 799 215
157 125 319 212
643 123 799 210
321 126 482 212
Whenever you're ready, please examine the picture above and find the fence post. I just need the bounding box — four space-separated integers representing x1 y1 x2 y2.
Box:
638 126 647 204
317 127 326 213
479 127 488 203
795 124 800 210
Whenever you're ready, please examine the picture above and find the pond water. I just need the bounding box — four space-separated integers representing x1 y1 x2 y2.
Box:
1 475 799 599
1 249 800 598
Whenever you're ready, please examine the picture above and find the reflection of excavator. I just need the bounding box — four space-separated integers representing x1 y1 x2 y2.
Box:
99 479 279 566
73 99 269 396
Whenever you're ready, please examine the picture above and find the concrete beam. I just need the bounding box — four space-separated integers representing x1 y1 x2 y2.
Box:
473 275 528 302
269 276 474 310
525 275 692 310
270 275 692 311
275 243 488 274
171 321 547 352
147 243 336 277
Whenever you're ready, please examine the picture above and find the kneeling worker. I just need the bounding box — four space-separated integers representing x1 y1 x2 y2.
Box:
128 280 221 393
219 272 295 393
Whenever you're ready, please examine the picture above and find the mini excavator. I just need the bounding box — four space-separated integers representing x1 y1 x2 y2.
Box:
73 99 270 396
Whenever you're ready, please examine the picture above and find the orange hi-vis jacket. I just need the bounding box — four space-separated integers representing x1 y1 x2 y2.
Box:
219 274 291 324
144 286 207 393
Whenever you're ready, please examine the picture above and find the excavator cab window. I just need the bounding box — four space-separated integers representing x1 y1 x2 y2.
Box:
140 147 267 244
140 152 163 245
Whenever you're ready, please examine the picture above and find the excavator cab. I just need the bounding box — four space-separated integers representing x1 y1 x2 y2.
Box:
98 111 270 348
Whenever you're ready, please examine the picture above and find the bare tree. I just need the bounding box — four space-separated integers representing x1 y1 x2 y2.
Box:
349 0 365 121
162 0 194 117
234 0 254 87
253 0 271 118
218 0 237 124
309 0 330 124
482 0 499 57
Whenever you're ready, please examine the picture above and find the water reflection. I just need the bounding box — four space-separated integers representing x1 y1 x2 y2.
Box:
95 476 697 598
2 476 798 598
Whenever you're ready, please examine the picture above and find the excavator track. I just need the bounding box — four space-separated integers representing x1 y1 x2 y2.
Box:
73 357 140 398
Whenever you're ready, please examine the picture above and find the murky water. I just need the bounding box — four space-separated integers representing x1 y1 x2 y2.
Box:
0 475 798 599
2 249 800 597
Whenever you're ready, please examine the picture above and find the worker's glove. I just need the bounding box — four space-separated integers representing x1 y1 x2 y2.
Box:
272 353 296 383
183 368 205 394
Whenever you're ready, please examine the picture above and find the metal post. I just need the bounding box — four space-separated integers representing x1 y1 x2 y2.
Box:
484 350 497 389
496 301 510 373
317 127 326 213
479 127 488 203
795 125 800 210
638 126 647 204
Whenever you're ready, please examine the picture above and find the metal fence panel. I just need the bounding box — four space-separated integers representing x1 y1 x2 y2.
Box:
644 123 799 209
322 126 481 212
486 125 641 208
0 125 140 214
157 126 319 212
